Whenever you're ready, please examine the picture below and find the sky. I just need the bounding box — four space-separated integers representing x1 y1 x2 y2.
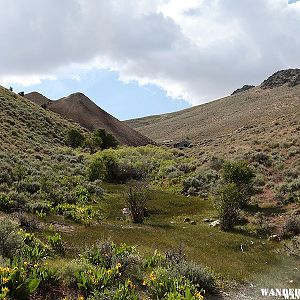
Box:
0 0 300 120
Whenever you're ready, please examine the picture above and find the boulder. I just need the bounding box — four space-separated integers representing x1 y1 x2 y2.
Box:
209 220 220 227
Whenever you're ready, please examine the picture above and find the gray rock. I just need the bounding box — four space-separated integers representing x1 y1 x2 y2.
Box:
209 220 220 227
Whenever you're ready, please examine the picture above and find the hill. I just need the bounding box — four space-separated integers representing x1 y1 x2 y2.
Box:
126 69 300 208
126 69 300 144
0 86 86 172
25 91 152 146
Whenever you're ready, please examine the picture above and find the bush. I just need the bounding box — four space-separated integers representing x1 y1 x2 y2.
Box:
84 240 137 272
26 201 52 215
88 151 146 183
55 203 98 224
143 267 203 300
85 131 103 154
94 129 119 150
215 183 242 231
222 161 254 187
250 152 272 166
88 152 118 182
222 161 254 207
65 128 85 148
182 177 202 196
124 181 149 224
283 216 300 237
48 233 65 254
175 261 217 294
0 217 24 259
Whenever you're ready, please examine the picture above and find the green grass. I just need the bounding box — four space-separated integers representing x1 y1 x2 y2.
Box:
60 184 299 286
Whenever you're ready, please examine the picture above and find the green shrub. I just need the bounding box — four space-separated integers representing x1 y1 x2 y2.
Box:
222 161 254 187
124 181 149 224
143 267 203 300
88 152 118 182
215 183 242 231
48 233 65 254
94 128 119 150
182 177 202 196
0 217 24 259
26 200 52 214
222 161 254 207
65 128 85 148
173 261 216 294
85 131 103 154
0 193 15 212
283 216 300 237
55 203 100 224
84 240 137 271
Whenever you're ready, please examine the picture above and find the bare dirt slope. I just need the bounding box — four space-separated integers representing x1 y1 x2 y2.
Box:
25 92 152 146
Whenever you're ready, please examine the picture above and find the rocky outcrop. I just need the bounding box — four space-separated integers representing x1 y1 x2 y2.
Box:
261 69 300 89
231 85 255 95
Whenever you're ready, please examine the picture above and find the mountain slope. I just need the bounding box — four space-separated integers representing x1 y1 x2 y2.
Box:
0 85 86 180
25 91 51 106
25 92 152 146
126 69 300 208
126 69 300 144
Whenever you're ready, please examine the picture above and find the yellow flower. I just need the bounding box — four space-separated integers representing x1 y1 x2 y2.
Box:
127 279 135 289
2 277 9 284
194 292 204 300
116 262 122 269
142 280 148 286
78 296 84 300
149 271 156 281
1 287 9 294
107 269 112 275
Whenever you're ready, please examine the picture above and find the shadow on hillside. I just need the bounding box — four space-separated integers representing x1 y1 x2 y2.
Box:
245 204 286 215
206 293 224 300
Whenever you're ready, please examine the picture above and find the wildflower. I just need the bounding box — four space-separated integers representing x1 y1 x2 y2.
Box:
78 296 84 300
195 292 204 300
127 279 135 289
23 261 28 267
116 262 122 269
107 269 112 275
1 287 9 294
142 280 148 286
2 277 9 284
149 271 156 281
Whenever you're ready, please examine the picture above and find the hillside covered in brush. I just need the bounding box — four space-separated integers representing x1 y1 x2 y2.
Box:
127 69 300 212
127 69 300 144
25 91 152 146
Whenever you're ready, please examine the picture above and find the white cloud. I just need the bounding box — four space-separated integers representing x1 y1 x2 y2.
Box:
0 0 300 104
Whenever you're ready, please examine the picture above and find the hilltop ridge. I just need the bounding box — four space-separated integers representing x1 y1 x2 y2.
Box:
25 91 152 146
126 69 300 144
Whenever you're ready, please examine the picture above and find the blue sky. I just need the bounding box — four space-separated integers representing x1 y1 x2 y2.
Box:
10 69 189 120
1 0 300 121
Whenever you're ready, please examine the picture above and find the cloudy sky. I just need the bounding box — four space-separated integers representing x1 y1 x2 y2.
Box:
1 0 300 119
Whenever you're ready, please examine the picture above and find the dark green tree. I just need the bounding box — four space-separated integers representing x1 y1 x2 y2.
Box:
94 129 119 150
65 128 85 148
86 133 103 154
